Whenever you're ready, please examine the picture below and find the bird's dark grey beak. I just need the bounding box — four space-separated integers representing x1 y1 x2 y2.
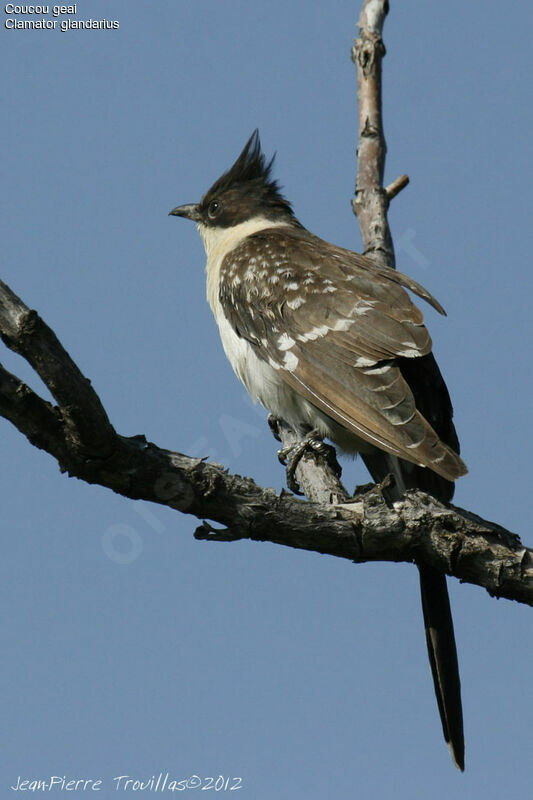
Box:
168 203 202 222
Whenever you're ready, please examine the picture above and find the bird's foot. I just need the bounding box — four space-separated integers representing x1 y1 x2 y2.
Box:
277 427 341 495
267 413 282 442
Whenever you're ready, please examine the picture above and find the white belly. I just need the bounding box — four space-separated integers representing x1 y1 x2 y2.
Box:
214 304 369 455
202 216 315 424
201 217 369 455
214 307 309 422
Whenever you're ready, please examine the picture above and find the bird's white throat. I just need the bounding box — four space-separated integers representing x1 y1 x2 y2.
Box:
199 217 291 312
198 216 288 259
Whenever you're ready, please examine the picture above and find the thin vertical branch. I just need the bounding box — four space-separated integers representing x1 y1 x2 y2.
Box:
352 0 408 268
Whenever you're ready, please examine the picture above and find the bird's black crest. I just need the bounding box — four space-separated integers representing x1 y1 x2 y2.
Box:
209 130 272 193
200 130 294 222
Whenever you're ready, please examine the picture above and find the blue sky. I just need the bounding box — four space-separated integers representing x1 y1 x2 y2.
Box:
2 1 532 797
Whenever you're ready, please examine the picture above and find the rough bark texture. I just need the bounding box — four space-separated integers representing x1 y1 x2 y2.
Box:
0 278 531 606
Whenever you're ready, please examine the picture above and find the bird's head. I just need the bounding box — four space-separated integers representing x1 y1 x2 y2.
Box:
169 130 295 244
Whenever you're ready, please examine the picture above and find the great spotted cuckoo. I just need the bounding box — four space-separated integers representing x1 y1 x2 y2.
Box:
170 131 468 770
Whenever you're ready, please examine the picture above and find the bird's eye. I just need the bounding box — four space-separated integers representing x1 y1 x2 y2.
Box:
208 200 221 219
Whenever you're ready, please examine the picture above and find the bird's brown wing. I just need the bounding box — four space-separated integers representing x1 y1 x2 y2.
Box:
219 227 467 481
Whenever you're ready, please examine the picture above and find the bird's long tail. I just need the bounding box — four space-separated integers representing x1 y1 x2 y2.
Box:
361 450 464 771
418 561 464 770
